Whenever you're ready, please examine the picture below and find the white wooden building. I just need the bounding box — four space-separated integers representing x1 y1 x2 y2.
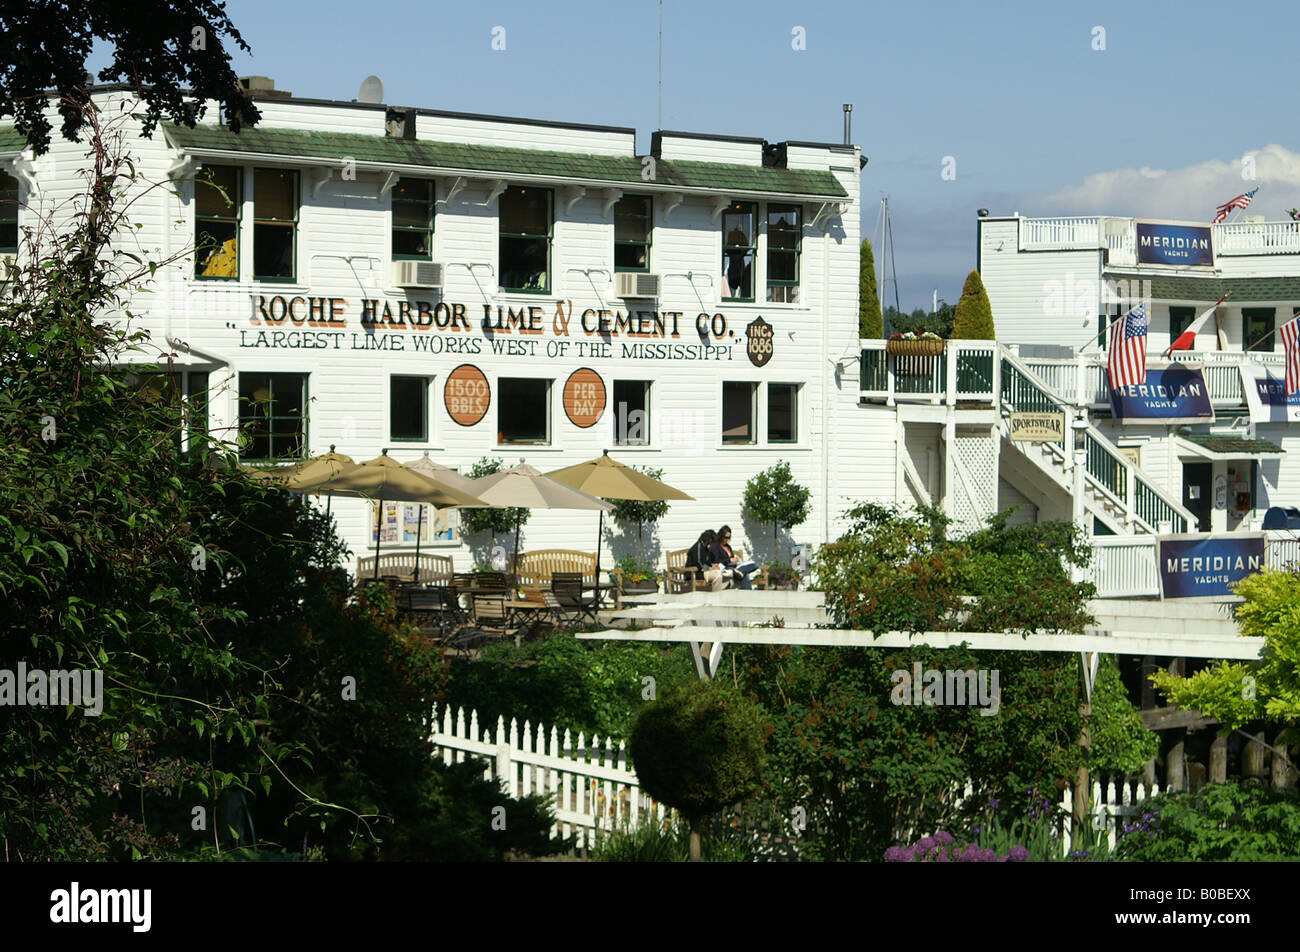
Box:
2 83 883 572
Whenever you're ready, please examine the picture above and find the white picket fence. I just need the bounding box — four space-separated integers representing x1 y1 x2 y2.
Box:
428 705 667 849
431 704 1161 859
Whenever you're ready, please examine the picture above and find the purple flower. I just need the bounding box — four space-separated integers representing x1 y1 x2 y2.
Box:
916 835 936 853
973 824 982 836
989 799 1000 810
1007 845 1029 862
1069 849 1089 861
935 830 954 845
884 845 908 862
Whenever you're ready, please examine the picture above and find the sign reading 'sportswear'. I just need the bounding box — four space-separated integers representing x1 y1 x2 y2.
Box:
1109 365 1215 423
1135 221 1215 268
1158 534 1264 599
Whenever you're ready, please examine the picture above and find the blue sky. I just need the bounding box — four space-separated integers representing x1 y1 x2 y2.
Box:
107 0 1300 310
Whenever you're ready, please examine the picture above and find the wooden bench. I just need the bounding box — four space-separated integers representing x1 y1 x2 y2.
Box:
513 550 598 588
665 548 715 594
356 552 453 583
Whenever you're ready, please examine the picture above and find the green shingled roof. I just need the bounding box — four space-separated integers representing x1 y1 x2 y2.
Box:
160 123 848 199
1106 273 1300 303
0 127 26 153
1180 431 1284 456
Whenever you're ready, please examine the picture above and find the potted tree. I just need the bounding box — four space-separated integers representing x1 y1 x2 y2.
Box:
742 461 811 562
609 464 673 589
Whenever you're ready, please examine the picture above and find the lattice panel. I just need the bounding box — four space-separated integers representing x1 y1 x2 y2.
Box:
952 436 997 534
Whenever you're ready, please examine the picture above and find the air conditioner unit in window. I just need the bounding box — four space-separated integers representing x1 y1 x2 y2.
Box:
614 271 661 299
393 260 444 289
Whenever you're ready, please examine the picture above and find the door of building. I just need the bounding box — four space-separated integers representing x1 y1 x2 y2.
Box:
1182 462 1213 532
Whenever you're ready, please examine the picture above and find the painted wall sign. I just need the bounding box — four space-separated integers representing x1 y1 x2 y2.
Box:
444 364 490 426
1157 533 1264 599
745 317 774 367
562 368 607 428
233 294 755 362
1135 220 1214 268
1109 365 1215 424
1242 364 1300 423
1008 411 1065 442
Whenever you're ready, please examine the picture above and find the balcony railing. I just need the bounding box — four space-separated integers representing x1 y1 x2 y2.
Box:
859 340 998 406
1019 216 1300 258
1091 532 1300 598
1014 350 1284 408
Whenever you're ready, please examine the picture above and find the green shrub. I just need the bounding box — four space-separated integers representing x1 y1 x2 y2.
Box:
1112 781 1300 862
951 269 995 340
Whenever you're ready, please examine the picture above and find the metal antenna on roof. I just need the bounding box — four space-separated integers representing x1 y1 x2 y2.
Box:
658 0 663 130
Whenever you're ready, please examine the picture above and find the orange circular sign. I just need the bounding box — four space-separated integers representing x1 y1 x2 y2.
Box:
562 368 606 429
444 364 491 426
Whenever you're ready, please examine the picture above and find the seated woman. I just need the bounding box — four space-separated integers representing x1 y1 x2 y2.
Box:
685 530 728 591
711 525 758 590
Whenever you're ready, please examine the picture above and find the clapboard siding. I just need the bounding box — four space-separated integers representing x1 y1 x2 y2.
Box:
14 88 875 571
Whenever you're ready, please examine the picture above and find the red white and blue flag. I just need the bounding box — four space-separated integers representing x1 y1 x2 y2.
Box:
1279 314 1300 395
1107 303 1149 390
1212 187 1259 223
1163 295 1226 356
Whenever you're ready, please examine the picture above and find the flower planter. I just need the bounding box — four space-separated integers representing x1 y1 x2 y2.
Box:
887 339 946 357
618 579 659 595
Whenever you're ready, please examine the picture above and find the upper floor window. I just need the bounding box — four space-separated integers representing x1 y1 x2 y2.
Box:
722 381 758 444
499 186 551 293
1244 308 1275 352
1169 306 1196 344
390 374 431 442
238 372 307 460
612 379 650 445
253 168 299 280
498 377 551 444
722 202 757 301
195 165 241 279
766 205 801 303
392 178 434 259
614 195 652 272
0 170 19 252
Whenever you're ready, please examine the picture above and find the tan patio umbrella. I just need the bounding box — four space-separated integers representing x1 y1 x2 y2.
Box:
546 450 694 583
244 445 358 515
313 451 487 579
403 454 500 580
466 461 614 578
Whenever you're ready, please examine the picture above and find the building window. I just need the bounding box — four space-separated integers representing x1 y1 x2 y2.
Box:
768 383 799 443
0 170 18 252
253 168 298 280
194 165 241 279
392 178 433 259
390 375 430 442
722 381 758 444
498 378 551 444
499 186 551 292
238 372 307 460
612 379 650 445
766 204 801 303
613 195 652 272
1244 307 1275 352
722 202 757 301
1169 306 1196 344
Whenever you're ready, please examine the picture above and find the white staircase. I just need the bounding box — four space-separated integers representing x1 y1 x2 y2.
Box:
998 348 1194 536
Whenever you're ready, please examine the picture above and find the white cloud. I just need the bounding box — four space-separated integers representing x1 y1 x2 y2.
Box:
1030 145 1300 220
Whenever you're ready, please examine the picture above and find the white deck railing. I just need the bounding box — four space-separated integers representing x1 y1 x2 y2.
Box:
1019 216 1300 258
1089 531 1300 598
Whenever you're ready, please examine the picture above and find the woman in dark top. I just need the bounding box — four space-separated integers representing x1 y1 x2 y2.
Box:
685 530 727 590
710 524 757 590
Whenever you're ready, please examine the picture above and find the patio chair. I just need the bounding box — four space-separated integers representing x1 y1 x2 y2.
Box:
471 594 519 645
552 572 599 626
406 587 449 639
476 571 510 593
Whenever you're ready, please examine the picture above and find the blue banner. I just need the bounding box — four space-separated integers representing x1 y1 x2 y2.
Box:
1136 221 1214 268
1109 365 1215 423
1158 534 1264 598
1243 367 1300 423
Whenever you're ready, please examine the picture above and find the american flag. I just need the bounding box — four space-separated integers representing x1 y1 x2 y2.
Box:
1212 187 1259 223
1107 303 1149 390
1280 314 1300 395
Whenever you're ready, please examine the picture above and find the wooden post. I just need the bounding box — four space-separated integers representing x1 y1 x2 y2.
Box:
1272 730 1296 790
1140 656 1156 710
1166 730 1186 792
1243 730 1268 778
1209 734 1228 784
